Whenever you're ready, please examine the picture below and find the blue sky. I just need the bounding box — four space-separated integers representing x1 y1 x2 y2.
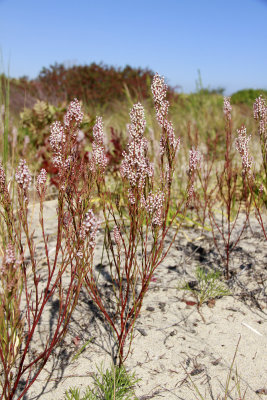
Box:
0 0 266 94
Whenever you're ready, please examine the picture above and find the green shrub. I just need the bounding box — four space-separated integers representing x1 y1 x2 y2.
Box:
231 88 267 106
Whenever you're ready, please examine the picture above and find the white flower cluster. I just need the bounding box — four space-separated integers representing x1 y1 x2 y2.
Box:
120 137 154 191
36 168 47 196
113 226 122 248
151 73 180 156
151 73 168 106
89 117 108 174
80 209 99 249
0 160 6 193
235 126 253 173
254 96 266 138
128 103 146 141
189 148 202 173
223 97 232 121
50 121 66 153
15 159 32 191
120 103 154 203
254 96 266 121
49 99 83 172
141 190 165 226
64 98 84 128
5 243 16 265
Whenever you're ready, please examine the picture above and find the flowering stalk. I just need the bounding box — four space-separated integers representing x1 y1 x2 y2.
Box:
151 73 180 232
253 95 267 187
0 100 98 399
188 125 221 229
187 147 202 206
235 121 267 241
207 97 250 279
84 76 192 367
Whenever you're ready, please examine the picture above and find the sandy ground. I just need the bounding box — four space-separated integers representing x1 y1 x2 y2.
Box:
6 199 267 399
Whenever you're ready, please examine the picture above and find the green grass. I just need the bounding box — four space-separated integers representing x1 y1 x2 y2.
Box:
64 362 141 400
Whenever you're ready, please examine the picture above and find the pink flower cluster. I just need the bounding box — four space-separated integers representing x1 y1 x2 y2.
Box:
4 243 16 266
235 126 253 173
120 104 154 203
128 103 146 141
0 160 6 193
64 98 84 128
49 99 83 172
120 138 153 189
113 226 122 248
187 184 195 203
254 96 266 121
151 73 168 107
189 148 202 173
223 97 232 121
89 117 108 175
15 159 32 191
151 73 180 156
141 190 165 226
0 243 18 274
36 168 47 197
80 209 99 249
50 121 66 154
254 96 266 137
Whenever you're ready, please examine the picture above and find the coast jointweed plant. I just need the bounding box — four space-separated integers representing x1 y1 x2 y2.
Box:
206 97 251 279
235 96 267 241
254 95 267 186
0 99 99 400
83 73 196 367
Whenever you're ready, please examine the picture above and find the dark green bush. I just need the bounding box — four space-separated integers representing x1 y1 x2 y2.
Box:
231 88 267 106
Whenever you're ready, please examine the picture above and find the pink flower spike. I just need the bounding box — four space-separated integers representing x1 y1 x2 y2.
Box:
120 137 154 191
64 98 84 128
253 95 266 121
80 209 99 249
36 169 47 197
187 184 195 201
235 126 253 173
151 73 168 106
142 190 165 226
224 97 232 121
5 243 16 266
113 226 122 248
50 121 66 153
93 117 105 145
0 160 6 193
15 159 32 191
129 103 146 141
189 148 202 173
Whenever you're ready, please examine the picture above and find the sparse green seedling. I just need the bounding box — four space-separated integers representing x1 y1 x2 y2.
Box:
178 266 230 309
65 362 141 400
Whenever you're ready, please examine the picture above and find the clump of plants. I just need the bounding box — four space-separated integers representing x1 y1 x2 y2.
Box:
0 73 196 399
0 100 99 399
82 72 195 367
1 69 266 400
235 94 267 239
